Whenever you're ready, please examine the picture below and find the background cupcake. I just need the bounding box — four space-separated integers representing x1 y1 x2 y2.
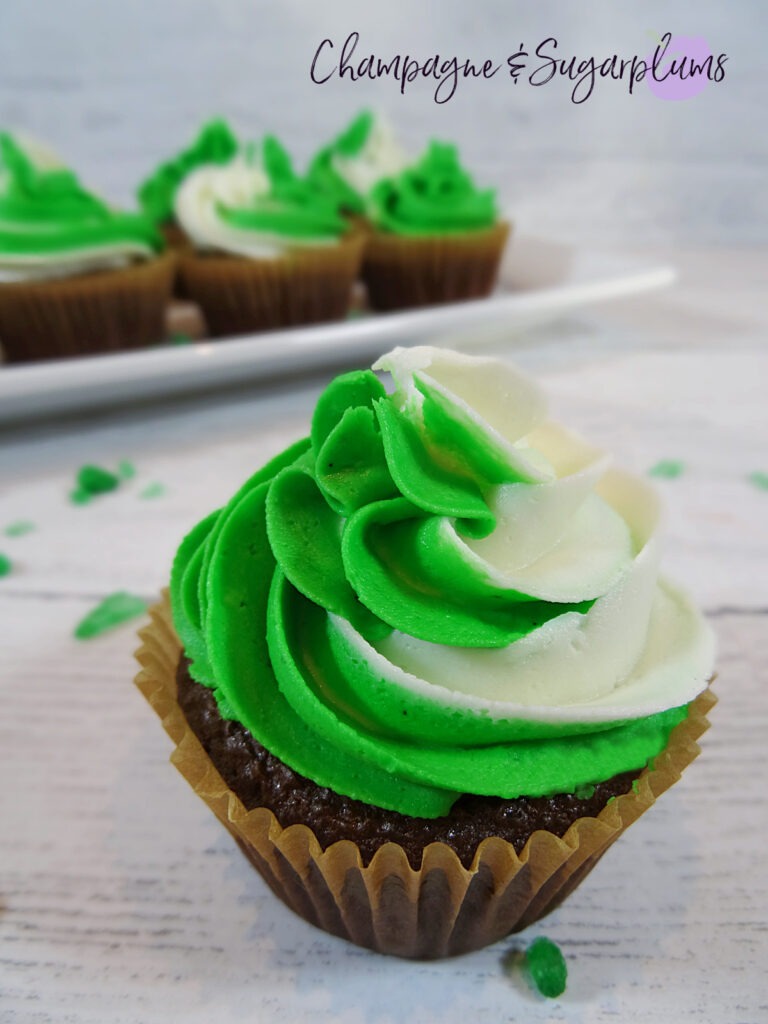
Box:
0 133 173 363
174 136 363 337
362 141 510 310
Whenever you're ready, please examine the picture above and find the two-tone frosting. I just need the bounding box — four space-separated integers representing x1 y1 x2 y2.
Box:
137 118 238 226
0 133 162 284
368 142 498 235
309 110 409 216
170 346 714 818
174 136 349 259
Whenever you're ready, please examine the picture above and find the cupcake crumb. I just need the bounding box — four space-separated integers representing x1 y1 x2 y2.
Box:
71 464 121 504
4 520 35 537
648 459 685 479
525 936 568 998
138 482 166 500
74 591 148 639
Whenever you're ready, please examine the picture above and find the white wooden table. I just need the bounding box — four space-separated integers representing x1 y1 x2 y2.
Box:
2 247 767 1024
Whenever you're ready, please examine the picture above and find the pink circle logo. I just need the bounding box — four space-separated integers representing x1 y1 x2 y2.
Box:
646 33 713 100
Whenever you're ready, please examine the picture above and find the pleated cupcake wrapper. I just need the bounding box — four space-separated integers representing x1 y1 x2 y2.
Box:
362 221 511 312
135 593 715 960
0 254 176 363
177 235 364 338
160 220 193 253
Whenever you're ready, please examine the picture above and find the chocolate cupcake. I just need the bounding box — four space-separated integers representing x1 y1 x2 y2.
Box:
0 133 173 363
136 345 715 958
362 142 509 310
174 136 363 337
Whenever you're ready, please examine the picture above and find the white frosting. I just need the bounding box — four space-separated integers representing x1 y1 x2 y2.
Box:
355 345 715 722
174 153 340 260
330 113 408 197
374 345 551 482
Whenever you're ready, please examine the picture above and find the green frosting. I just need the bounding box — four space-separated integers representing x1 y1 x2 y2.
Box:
215 135 348 240
4 520 35 537
74 591 148 639
0 134 161 258
307 111 375 215
170 365 689 818
525 937 568 999
139 482 166 500
137 117 238 224
76 464 120 495
648 459 685 479
69 463 124 504
369 141 497 235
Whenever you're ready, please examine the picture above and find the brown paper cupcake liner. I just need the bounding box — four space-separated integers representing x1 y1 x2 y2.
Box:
177 235 364 338
160 220 192 253
159 222 194 300
362 221 511 312
135 593 714 960
0 253 176 363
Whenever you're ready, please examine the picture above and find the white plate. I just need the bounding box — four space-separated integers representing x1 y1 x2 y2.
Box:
0 236 674 424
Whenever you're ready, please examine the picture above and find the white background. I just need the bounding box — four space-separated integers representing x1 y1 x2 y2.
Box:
0 0 764 246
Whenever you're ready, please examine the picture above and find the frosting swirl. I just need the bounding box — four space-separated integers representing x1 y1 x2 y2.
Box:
171 346 713 818
0 133 162 283
174 137 348 259
137 118 238 225
369 142 498 235
309 110 409 215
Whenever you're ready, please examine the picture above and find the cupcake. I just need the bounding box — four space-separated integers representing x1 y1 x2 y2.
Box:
174 136 363 337
0 133 173 363
137 117 238 250
308 109 409 224
362 142 509 310
136 345 715 959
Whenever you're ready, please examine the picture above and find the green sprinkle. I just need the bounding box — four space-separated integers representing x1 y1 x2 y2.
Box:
574 783 596 800
648 459 685 479
74 591 148 639
0 553 12 577
4 520 35 537
525 937 568 999
632 778 641 794
169 332 192 346
747 471 768 491
69 489 93 506
76 464 120 496
138 482 166 500
117 460 136 480
606 795 616 805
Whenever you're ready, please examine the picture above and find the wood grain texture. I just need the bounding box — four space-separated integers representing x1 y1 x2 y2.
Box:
1 248 767 1022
